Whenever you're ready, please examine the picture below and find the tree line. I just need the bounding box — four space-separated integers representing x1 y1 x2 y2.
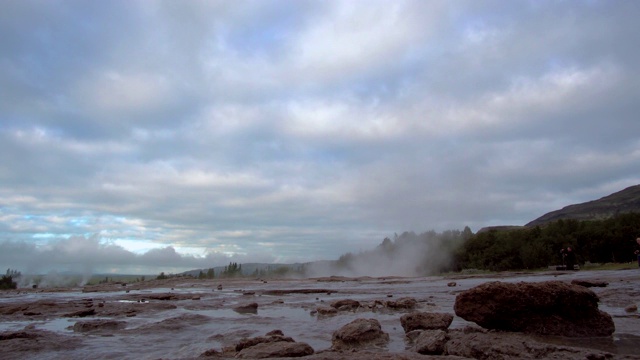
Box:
452 213 640 271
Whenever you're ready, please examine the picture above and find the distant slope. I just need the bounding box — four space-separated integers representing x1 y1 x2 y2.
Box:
526 184 640 227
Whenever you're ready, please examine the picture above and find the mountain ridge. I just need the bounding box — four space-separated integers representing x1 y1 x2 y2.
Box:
526 184 640 227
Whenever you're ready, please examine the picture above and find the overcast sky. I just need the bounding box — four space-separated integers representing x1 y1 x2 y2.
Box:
1 0 639 275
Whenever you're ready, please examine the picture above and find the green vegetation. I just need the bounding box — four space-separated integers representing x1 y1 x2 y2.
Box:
454 213 640 271
198 268 215 279
221 262 242 277
252 264 307 278
1 269 22 290
1 268 20 290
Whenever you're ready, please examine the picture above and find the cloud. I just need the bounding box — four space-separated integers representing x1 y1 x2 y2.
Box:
1 1 639 275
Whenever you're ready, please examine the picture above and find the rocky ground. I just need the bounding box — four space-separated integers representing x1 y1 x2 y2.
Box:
0 270 639 359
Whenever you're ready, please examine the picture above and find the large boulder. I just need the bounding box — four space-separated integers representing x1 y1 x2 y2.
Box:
331 318 389 350
454 281 614 337
400 312 453 333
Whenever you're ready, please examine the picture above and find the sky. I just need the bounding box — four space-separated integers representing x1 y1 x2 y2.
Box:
1 0 639 275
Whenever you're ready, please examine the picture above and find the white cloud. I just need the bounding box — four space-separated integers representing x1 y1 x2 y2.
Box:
1 1 639 274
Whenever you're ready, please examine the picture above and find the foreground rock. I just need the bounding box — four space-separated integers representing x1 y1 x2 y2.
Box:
0 329 82 360
235 341 314 358
231 331 314 358
454 280 615 337
331 318 389 350
412 329 448 355
400 312 453 333
445 327 623 360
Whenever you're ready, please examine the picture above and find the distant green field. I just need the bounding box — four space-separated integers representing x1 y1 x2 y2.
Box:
580 262 638 271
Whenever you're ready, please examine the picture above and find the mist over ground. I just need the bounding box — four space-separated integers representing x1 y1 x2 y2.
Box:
307 230 469 278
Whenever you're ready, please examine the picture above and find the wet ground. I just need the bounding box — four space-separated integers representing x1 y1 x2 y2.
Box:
1 269 639 359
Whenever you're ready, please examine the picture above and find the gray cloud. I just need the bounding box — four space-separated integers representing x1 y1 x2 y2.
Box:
1 1 639 274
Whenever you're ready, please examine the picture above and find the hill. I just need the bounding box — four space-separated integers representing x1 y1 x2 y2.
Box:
526 184 640 227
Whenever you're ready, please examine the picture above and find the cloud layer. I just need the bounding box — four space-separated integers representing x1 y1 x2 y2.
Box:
1 1 639 273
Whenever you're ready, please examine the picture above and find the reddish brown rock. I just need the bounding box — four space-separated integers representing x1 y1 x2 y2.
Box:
73 319 126 333
331 318 389 350
454 281 615 337
233 302 258 314
65 308 96 318
445 327 615 360
316 306 338 316
571 279 608 288
385 297 417 309
412 329 448 355
400 312 453 333
235 334 294 352
330 299 360 311
235 341 314 358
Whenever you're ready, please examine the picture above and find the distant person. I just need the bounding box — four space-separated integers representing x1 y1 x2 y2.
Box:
565 247 576 271
635 237 640 268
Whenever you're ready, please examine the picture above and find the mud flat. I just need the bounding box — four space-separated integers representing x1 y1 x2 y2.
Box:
1 270 639 359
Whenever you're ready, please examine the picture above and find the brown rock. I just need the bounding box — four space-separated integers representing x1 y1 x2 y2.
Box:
385 297 417 309
412 329 448 355
454 281 615 337
233 302 258 314
235 341 314 358
198 348 219 358
316 306 338 316
400 312 453 333
235 335 294 352
625 304 637 313
331 318 389 350
73 320 126 333
330 299 360 311
445 327 615 360
571 279 608 288
65 308 96 318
